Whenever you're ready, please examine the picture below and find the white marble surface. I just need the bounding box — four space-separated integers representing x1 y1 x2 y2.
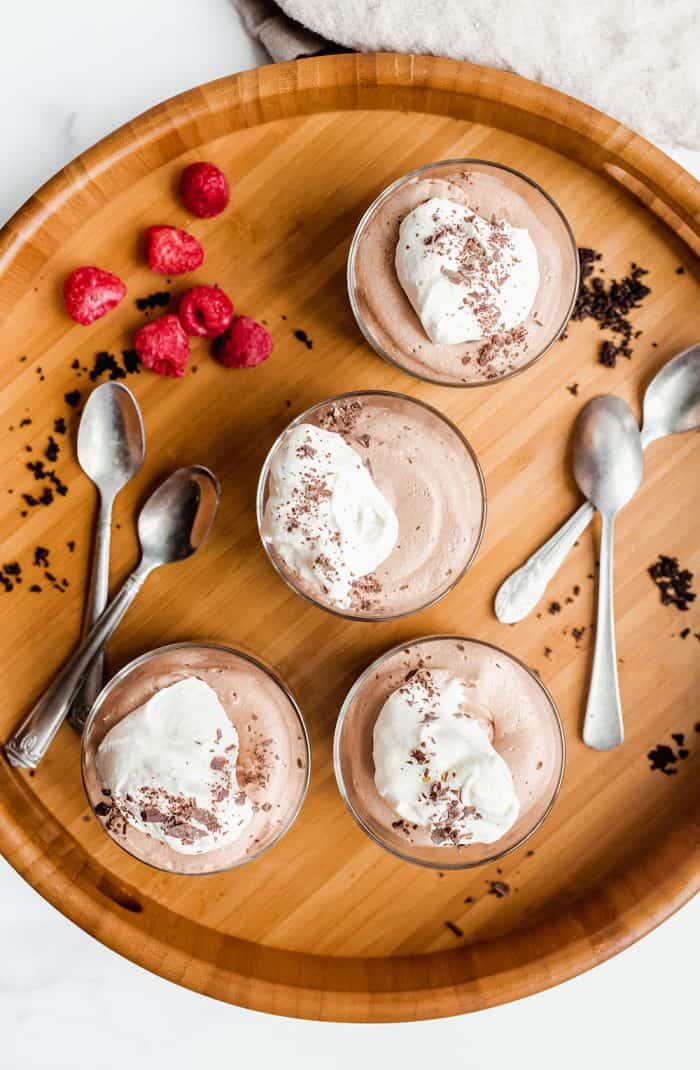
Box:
1 3 698 1068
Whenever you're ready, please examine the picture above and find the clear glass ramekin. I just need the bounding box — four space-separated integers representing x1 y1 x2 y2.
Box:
256 390 487 620
334 635 565 869
82 642 310 875
347 159 579 387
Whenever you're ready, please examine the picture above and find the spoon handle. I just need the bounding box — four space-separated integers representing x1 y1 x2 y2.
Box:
494 501 595 623
68 495 113 733
4 563 151 770
583 514 624 750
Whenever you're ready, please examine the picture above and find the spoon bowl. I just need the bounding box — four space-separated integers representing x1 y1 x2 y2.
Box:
77 381 145 494
573 396 644 514
138 465 221 567
641 342 700 445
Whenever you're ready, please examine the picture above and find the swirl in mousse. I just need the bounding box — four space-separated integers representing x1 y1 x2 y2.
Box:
348 161 579 386
258 393 486 619
81 643 310 875
334 637 565 868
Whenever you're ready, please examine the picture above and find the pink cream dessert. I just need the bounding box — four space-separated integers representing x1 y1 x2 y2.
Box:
348 160 579 386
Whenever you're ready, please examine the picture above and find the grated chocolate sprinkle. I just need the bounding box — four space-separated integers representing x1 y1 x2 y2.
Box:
648 554 695 611
567 247 651 368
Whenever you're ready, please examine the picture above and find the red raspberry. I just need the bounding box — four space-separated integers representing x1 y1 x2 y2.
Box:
179 162 230 218
63 266 126 325
134 314 190 378
144 225 204 275
212 316 273 369
178 285 234 338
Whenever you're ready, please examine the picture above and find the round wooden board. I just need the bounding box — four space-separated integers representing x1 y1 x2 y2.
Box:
0 54 698 1022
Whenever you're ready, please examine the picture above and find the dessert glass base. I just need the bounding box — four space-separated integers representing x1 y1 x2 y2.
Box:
347 159 579 387
81 642 310 875
334 635 565 869
257 390 486 620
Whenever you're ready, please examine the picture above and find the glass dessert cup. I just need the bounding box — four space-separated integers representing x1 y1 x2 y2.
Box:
347 158 580 387
256 390 487 621
81 642 310 875
334 635 565 869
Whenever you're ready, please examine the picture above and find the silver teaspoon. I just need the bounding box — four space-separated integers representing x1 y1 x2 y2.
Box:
69 382 145 733
4 466 220 770
573 397 643 750
495 342 700 623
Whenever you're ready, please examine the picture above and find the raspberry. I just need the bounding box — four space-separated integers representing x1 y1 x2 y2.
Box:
134 314 190 377
178 285 234 338
212 316 273 369
144 225 204 275
63 266 126 325
179 162 230 218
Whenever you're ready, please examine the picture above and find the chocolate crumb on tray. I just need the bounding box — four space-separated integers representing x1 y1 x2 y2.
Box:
136 291 171 312
87 349 141 382
294 329 313 350
648 744 678 776
89 351 126 381
648 554 696 611
33 546 50 568
567 247 651 368
122 349 140 374
648 732 691 775
44 436 59 462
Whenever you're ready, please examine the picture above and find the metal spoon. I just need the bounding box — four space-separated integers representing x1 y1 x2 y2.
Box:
69 382 145 733
573 397 643 750
4 466 220 769
495 342 700 623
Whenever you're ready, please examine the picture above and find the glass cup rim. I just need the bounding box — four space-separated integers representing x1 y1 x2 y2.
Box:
255 389 488 622
333 633 566 869
80 640 311 876
346 157 581 388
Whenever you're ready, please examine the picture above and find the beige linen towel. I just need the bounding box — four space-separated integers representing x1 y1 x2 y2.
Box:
234 0 699 149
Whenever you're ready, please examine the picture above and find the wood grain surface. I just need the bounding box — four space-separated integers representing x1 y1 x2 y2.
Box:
0 54 698 1022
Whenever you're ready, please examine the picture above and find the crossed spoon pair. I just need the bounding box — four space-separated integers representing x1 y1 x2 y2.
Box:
5 399 219 769
496 343 700 749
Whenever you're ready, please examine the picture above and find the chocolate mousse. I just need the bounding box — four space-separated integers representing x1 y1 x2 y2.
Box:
334 637 565 867
81 643 309 874
258 393 486 619
349 161 578 385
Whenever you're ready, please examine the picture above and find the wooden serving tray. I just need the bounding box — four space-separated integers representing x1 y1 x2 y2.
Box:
0 55 698 1022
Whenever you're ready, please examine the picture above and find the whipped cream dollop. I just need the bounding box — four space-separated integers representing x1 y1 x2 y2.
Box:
96 677 254 855
262 422 398 609
395 196 539 345
373 668 520 845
